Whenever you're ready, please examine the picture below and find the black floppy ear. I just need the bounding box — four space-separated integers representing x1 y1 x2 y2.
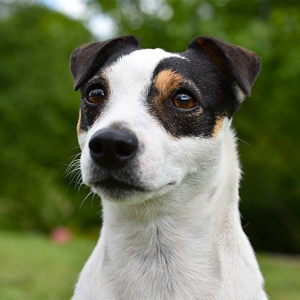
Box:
187 36 261 99
70 35 139 91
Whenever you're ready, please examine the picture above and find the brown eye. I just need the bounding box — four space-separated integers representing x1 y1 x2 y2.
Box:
172 93 197 110
88 88 105 104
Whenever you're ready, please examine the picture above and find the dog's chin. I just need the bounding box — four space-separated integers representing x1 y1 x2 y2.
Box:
90 178 177 204
93 178 146 200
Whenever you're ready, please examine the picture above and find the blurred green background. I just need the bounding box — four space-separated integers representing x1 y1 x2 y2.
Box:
0 0 300 299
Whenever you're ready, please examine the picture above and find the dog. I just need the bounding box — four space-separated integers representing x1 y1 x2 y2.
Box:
69 35 268 300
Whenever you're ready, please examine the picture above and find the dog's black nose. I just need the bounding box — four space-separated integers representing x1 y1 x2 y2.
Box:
89 129 138 169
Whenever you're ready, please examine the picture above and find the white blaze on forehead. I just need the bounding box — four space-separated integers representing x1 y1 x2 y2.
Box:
105 48 181 99
107 48 179 82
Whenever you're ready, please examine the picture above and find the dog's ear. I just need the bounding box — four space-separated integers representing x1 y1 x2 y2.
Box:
70 35 139 91
187 36 261 100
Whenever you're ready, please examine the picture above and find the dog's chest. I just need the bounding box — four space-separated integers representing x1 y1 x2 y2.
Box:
92 224 222 300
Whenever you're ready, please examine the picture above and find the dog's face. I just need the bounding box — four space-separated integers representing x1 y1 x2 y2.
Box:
70 36 260 203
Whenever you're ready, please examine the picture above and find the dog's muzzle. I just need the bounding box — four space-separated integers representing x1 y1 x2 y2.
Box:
89 128 139 169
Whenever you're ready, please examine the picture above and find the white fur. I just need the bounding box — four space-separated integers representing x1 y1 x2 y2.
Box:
72 49 268 300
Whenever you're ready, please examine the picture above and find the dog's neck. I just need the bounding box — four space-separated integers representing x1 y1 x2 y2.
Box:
98 128 245 298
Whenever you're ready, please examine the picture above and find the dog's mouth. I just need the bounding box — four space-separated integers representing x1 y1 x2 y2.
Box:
93 178 146 193
90 177 177 200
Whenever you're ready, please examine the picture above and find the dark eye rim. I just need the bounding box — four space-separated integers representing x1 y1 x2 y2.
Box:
83 84 107 106
168 88 199 112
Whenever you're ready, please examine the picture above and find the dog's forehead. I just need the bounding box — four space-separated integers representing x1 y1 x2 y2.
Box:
104 48 183 85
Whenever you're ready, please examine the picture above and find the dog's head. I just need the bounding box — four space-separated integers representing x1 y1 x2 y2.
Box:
70 35 260 203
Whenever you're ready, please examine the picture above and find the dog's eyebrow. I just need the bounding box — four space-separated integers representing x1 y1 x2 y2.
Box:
154 70 184 94
153 69 200 97
82 73 110 94
86 74 106 85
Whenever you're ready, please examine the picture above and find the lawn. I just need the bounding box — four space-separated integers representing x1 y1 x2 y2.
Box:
0 231 299 300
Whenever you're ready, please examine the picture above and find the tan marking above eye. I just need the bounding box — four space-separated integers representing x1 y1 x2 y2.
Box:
154 70 184 97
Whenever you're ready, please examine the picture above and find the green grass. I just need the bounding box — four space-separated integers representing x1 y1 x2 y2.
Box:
258 254 300 300
0 231 95 300
0 231 299 300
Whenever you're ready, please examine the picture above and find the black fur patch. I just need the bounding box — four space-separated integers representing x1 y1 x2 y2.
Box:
70 35 139 91
146 50 238 138
78 47 138 132
78 74 110 131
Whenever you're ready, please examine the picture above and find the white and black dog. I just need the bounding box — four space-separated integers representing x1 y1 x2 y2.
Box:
70 35 267 300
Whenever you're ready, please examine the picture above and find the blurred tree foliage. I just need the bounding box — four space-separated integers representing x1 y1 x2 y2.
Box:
0 0 300 252
0 1 100 232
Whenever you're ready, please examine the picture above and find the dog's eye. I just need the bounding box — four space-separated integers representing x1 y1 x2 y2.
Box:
172 93 197 110
88 88 105 104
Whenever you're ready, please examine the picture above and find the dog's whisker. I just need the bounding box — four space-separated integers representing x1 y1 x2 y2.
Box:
74 178 83 191
66 178 82 193
80 191 93 210
68 169 81 184
69 152 81 160
71 167 81 178
68 156 81 166
59 162 71 167
64 119 77 129
64 155 81 178
66 169 81 192
65 167 81 178
77 181 85 194
65 152 82 193
237 138 250 146
91 191 98 207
